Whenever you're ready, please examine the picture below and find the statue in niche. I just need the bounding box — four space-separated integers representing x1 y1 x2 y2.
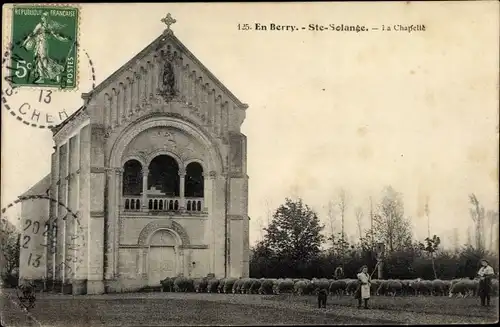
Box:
157 46 177 102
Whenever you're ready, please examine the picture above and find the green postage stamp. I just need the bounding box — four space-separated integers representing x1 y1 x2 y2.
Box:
9 5 79 89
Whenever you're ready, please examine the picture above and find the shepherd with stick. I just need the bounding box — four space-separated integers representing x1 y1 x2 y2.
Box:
354 264 377 309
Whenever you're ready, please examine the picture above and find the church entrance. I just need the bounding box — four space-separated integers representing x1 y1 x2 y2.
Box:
148 246 176 286
147 229 180 286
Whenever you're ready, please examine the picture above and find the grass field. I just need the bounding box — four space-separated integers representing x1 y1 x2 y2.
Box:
1 290 498 326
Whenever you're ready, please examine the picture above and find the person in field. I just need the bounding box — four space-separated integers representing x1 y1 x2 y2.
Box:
334 266 344 280
355 265 371 309
477 259 495 307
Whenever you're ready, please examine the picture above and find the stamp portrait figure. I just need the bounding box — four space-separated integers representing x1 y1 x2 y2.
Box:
22 12 69 84
10 6 79 88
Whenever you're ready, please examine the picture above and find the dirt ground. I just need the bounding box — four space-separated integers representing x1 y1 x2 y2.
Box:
1 290 498 326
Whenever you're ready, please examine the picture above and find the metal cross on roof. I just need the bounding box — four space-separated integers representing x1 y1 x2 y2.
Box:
161 13 177 30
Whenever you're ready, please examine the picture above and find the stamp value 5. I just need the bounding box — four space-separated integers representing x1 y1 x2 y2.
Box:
10 5 79 89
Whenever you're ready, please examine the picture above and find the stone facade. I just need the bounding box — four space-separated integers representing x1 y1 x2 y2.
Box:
18 24 249 294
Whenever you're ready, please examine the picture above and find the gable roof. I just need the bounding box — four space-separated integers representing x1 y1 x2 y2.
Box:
20 173 51 197
52 29 248 135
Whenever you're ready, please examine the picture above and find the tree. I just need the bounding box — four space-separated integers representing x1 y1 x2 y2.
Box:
337 189 348 243
418 234 441 279
466 225 473 246
373 186 413 253
0 218 20 285
469 194 485 250
452 228 459 250
355 206 364 240
326 200 336 248
264 198 325 262
486 210 498 253
255 216 265 242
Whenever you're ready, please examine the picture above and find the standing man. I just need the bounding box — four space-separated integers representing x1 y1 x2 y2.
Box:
355 265 371 309
334 266 344 280
477 259 495 307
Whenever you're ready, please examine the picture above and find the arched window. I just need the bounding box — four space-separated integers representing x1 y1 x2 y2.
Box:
122 160 143 196
148 155 180 196
185 162 204 198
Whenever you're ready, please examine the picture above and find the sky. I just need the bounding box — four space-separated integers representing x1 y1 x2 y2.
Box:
1 2 499 249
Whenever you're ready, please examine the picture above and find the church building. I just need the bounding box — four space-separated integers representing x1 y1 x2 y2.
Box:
18 14 250 294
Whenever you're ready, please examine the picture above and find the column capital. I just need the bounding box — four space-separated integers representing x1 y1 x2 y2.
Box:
141 168 149 174
208 170 217 179
178 169 186 177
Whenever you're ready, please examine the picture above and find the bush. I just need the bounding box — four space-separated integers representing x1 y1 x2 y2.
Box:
250 242 499 281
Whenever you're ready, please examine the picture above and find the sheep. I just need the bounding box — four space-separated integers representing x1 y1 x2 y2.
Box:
274 278 294 295
232 278 243 294
344 279 359 296
249 279 262 294
272 279 283 295
258 278 275 295
217 278 226 293
193 277 208 293
431 279 447 296
160 277 174 292
409 278 433 296
491 279 499 296
369 279 382 295
206 278 220 293
448 279 478 298
377 279 402 296
310 278 330 295
173 276 193 292
240 278 254 294
399 279 412 296
329 279 347 297
294 280 308 295
222 277 238 294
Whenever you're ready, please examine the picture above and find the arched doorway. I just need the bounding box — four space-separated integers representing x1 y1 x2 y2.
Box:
138 221 190 286
147 229 179 286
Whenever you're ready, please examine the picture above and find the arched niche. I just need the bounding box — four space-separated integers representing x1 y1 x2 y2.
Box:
137 220 191 246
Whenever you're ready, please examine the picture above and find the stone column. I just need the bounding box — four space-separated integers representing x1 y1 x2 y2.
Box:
142 248 148 279
114 168 123 278
141 169 148 212
104 169 116 280
87 125 107 294
202 173 209 212
179 168 186 211
50 148 59 286
205 171 217 274
78 125 90 290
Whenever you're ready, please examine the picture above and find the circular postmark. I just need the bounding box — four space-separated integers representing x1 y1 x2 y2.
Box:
2 5 96 128
0 194 86 294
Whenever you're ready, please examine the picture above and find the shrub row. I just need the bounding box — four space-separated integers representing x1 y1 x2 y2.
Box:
160 276 499 297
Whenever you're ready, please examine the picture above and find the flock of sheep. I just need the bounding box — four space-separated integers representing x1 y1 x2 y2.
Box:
160 276 499 298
